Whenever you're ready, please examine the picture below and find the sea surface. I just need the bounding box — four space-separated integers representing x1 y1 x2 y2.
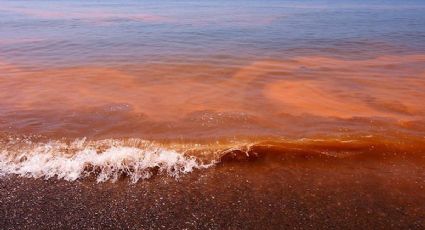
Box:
1 1 425 228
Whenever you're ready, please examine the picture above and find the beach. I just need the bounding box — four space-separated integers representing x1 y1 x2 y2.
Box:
1 0 425 228
2 153 425 229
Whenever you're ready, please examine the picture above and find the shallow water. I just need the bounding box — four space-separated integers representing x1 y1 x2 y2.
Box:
0 0 425 181
2 1 425 228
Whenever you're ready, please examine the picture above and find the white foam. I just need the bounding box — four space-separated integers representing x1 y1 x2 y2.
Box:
0 139 214 183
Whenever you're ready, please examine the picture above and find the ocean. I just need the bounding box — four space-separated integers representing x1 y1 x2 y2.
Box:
1 0 425 228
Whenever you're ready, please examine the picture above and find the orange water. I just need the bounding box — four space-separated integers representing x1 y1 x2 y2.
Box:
1 54 424 140
1 0 425 183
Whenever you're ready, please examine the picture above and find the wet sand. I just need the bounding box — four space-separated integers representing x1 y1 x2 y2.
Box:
1 155 425 229
1 1 425 228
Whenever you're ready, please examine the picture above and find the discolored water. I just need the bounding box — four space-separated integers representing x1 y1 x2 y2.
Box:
1 1 425 227
1 0 425 138
1 0 425 169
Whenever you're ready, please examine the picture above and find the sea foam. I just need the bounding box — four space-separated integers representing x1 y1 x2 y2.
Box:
0 138 213 183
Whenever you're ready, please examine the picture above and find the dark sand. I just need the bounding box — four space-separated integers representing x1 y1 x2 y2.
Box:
1 156 425 229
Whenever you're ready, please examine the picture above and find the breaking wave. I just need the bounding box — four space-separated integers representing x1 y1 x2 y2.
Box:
1 135 424 183
0 138 213 183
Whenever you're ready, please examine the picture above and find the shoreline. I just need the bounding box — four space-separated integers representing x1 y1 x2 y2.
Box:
1 157 425 229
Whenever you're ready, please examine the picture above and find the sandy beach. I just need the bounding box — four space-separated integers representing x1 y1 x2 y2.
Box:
1 0 425 228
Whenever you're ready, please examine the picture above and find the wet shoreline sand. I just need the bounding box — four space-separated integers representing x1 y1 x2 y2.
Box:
1 155 425 229
1 0 425 228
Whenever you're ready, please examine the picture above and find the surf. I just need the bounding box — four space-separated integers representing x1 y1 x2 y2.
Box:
1 134 424 183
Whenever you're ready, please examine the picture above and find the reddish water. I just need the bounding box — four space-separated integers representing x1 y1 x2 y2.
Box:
1 54 425 140
1 1 425 228
1 53 424 183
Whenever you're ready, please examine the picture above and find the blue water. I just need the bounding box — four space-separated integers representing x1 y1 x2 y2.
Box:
1 0 425 68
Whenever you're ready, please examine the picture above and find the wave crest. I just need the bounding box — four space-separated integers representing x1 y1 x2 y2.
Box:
0 138 213 183
1 134 424 183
